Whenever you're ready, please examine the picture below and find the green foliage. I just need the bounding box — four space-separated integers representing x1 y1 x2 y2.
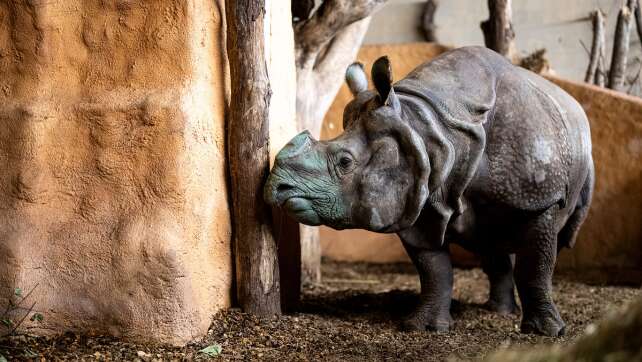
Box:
1 284 43 338
0 285 45 359
30 313 44 322
199 344 223 358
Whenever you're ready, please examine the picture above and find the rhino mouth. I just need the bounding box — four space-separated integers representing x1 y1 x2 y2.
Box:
264 178 323 225
282 196 322 225
270 182 307 207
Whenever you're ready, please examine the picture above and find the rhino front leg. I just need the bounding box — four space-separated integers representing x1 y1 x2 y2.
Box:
482 253 520 315
400 241 453 332
514 206 565 337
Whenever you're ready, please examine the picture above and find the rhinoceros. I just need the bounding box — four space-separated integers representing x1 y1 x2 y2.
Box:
264 46 594 337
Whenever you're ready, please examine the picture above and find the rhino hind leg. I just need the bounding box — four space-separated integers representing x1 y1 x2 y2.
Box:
514 205 566 337
482 253 520 315
400 242 454 332
558 164 595 251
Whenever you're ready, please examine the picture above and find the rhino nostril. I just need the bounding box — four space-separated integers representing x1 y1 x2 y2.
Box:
277 183 295 193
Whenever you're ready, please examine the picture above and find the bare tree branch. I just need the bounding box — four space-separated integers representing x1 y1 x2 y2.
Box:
294 0 386 68
481 0 517 61
608 0 636 91
634 0 642 44
595 49 607 87
307 19 371 126
421 0 438 42
627 61 642 94
586 10 606 83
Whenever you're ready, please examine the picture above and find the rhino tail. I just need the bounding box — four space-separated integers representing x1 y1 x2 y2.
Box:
557 162 595 251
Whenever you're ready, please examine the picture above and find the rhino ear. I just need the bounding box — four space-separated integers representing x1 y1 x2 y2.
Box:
372 56 400 110
372 56 393 101
345 62 368 96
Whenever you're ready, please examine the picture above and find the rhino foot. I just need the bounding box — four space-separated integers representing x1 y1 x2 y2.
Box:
485 298 520 316
401 313 453 332
520 309 566 337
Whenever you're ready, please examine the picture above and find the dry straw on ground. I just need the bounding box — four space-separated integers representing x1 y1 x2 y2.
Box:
1 261 639 361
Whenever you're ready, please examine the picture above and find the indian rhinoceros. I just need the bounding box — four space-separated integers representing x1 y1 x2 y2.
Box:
264 46 594 337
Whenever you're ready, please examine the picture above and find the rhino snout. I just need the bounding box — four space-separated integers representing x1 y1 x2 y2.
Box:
264 170 324 226
263 173 296 207
265 131 319 206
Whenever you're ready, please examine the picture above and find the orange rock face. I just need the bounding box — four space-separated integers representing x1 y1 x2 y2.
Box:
0 0 232 345
321 43 642 284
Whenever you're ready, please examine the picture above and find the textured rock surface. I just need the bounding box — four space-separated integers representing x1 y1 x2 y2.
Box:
320 43 642 284
551 78 642 284
0 0 232 345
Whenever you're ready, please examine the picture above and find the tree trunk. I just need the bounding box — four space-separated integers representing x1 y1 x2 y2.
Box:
609 1 636 91
226 0 281 315
273 210 301 311
586 10 605 84
481 0 517 61
595 10 608 87
421 0 438 42
595 49 607 87
299 225 321 283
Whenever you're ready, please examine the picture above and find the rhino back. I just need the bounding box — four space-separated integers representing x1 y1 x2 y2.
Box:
477 63 592 213
396 46 591 217
403 46 512 122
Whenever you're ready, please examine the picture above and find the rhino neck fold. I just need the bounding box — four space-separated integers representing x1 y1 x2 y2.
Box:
393 81 487 246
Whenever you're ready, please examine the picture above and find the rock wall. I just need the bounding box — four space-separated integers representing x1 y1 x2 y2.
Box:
321 43 642 284
0 0 232 345
552 78 642 284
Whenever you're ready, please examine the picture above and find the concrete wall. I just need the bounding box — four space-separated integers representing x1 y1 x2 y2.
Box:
320 43 642 284
0 0 297 345
364 0 642 95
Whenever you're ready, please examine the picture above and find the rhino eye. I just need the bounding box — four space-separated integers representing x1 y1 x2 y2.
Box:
339 156 352 168
337 153 355 175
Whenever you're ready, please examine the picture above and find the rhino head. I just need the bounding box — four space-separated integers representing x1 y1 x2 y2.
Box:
264 57 431 233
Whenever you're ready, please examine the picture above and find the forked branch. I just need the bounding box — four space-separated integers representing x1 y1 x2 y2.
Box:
294 0 386 68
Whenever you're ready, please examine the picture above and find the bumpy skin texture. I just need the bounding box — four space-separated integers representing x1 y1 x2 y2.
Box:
264 47 594 337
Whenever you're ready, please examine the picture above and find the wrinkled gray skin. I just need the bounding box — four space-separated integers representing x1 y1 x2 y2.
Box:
264 47 594 337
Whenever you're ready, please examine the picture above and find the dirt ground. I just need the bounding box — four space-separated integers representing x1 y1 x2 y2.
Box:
1 261 639 361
